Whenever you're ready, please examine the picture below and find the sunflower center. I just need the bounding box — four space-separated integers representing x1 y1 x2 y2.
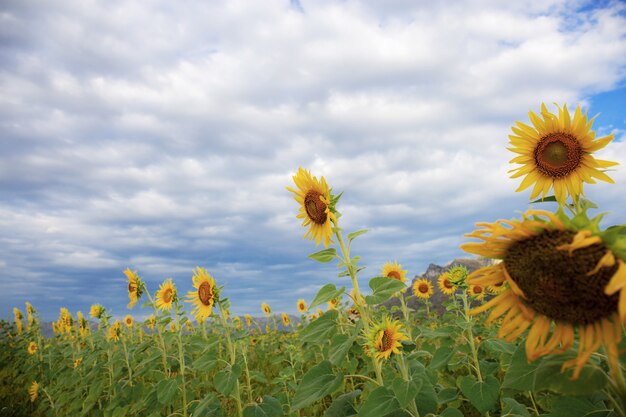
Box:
443 279 453 289
380 329 394 351
387 271 402 280
418 283 429 293
163 288 173 304
534 133 582 178
472 286 483 294
128 282 137 293
304 191 328 225
504 230 618 324
198 281 213 306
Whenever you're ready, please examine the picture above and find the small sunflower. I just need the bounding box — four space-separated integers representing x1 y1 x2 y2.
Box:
233 316 242 330
185 267 217 322
13 307 23 334
124 315 133 328
328 298 340 310
108 320 122 342
412 278 433 299
437 272 457 296
286 167 338 247
90 304 103 319
462 209 626 379
468 284 485 300
59 308 73 334
27 341 37 355
366 316 409 360
262 303 271 317
25 302 34 327
124 268 143 309
146 314 156 330
29 381 38 402
74 358 82 368
297 299 307 313
508 103 617 204
487 281 507 295
244 314 253 327
311 313 317 320
155 278 176 311
281 313 291 326
316 308 324 317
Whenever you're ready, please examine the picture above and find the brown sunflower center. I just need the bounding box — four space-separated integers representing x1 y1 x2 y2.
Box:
304 191 328 225
504 230 618 324
198 281 213 306
128 282 137 293
163 288 173 304
387 271 402 280
380 329 394 351
472 285 483 294
443 278 453 289
419 283 429 293
534 132 582 178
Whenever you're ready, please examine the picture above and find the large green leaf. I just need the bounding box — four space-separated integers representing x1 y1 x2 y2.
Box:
365 277 406 305
291 360 343 411
347 229 368 242
191 392 223 417
429 341 454 370
457 375 500 414
299 310 339 343
243 396 283 417
309 248 338 263
323 390 361 417
309 284 345 309
156 379 178 405
534 355 608 395
391 378 422 408
501 397 531 417
214 364 242 398
358 386 401 417
502 344 538 391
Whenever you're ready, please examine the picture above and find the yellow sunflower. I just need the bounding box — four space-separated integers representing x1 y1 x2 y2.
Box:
59 308 73 334
29 381 38 402
487 281 507 295
281 313 291 326
286 167 337 247
508 103 617 204
74 358 82 368
382 262 407 283
185 267 217 322
366 317 409 360
233 316 242 330
328 298 340 310
437 272 457 296
124 315 133 328
317 308 324 317
412 278 433 299
13 307 23 334
27 341 37 355
244 314 253 327
297 299 307 313
146 314 156 330
468 284 485 300
124 268 143 309
462 209 626 379
108 320 122 342
90 304 103 319
262 303 271 317
25 302 34 327
155 278 176 311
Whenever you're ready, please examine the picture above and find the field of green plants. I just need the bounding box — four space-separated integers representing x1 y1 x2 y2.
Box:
2 103 626 417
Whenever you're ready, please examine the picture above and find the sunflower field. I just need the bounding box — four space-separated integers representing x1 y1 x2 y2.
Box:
2 103 626 417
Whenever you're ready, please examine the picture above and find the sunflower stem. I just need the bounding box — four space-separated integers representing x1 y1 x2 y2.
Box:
399 294 413 340
121 336 133 387
241 344 254 404
461 292 483 382
146 290 170 375
397 354 420 417
217 299 243 417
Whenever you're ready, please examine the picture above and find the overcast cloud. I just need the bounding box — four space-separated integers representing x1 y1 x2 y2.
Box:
1 0 626 320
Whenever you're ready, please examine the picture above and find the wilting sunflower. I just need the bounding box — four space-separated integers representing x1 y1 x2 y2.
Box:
13 308 23 334
29 381 38 402
286 167 338 247
156 278 176 311
437 272 457 296
27 341 37 355
262 303 271 317
297 299 307 313
382 262 407 283
124 268 143 309
468 284 485 300
281 313 291 326
508 103 617 204
462 209 626 379
90 304 103 319
185 267 217 322
366 317 409 360
412 278 433 299
244 314 253 327
124 315 133 328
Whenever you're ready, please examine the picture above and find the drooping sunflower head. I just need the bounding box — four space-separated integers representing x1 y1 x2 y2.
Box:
25 302 34 327
13 308 23 334
286 167 338 247
382 262 407 283
437 272 457 295
155 278 177 311
244 314 253 327
262 303 271 317
27 341 37 355
29 381 38 402
412 278 433 299
90 304 103 319
468 284 485 300
508 103 617 204
297 299 307 313
366 316 409 361
124 268 144 309
281 313 291 326
185 267 217 323
462 209 626 379
124 315 133 328
233 316 242 330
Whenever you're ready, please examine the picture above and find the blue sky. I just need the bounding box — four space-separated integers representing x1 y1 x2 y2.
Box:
1 0 626 321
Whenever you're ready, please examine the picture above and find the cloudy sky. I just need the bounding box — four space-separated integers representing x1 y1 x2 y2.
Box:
1 0 625 321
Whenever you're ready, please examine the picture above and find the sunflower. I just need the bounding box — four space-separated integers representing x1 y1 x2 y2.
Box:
508 103 617 204
124 315 133 328
412 278 433 299
233 316 242 330
328 298 340 310
297 299 307 313
437 272 457 296
27 341 37 355
13 307 23 334
281 313 291 326
74 358 82 368
262 303 271 317
146 314 156 330
286 167 338 247
108 320 121 342
311 313 317 320
366 317 409 360
185 267 216 322
77 311 89 337
155 278 176 311
317 308 324 317
29 381 38 402
59 308 73 334
25 302 34 327
124 268 143 309
468 284 485 300
90 304 103 319
462 209 626 379
244 314 253 327
487 281 507 295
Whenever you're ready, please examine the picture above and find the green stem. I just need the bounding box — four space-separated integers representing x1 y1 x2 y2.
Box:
399 295 413 340
241 344 254 404
218 301 243 417
175 306 188 417
397 354 420 417
461 293 483 382
146 291 169 375
121 337 133 387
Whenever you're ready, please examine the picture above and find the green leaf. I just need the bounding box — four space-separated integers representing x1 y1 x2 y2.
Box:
428 341 454 371
502 344 538 391
299 310 339 343
329 334 354 365
457 375 500 414
543 397 607 417
243 396 283 417
156 379 178 405
530 195 557 203
501 397 531 417
365 277 406 305
291 360 343 410
191 392 223 417
391 378 422 408
323 390 361 417
437 388 459 404
347 229 368 242
440 409 464 417
357 386 401 417
534 355 608 395
214 364 242 398
192 352 217 372
309 248 338 263
309 284 345 309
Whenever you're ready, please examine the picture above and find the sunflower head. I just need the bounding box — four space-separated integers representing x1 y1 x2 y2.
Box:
124 268 144 309
382 262 408 283
297 299 307 313
59 308 73 334
108 320 122 342
437 272 457 296
155 278 177 311
508 103 617 204
487 281 507 295
448 265 469 286
124 315 133 328
27 341 37 355
233 316 242 330
146 314 156 330
468 284 485 300
74 358 82 368
262 303 271 317
286 167 339 247
366 316 409 360
462 209 626 379
29 381 38 402
244 314 253 327
185 267 217 323
25 302 34 327
412 278 433 299
90 304 103 319
328 297 340 310
281 313 291 326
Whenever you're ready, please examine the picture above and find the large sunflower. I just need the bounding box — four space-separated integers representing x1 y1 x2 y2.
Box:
412 278 433 299
124 268 143 309
155 278 176 311
437 272 457 296
185 267 217 322
366 317 409 360
286 167 337 247
462 209 626 379
508 103 617 204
